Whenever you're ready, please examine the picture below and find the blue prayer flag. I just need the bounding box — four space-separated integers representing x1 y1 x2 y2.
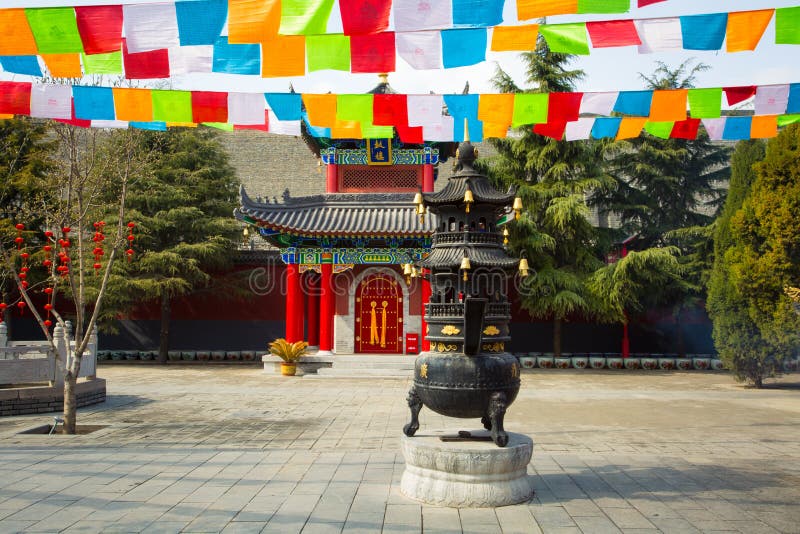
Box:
212 37 261 75
130 121 168 131
73 86 115 120
722 117 751 140
177 0 227 46
452 0 504 27
266 93 302 121
591 117 622 139
680 13 727 51
0 56 42 77
613 91 653 116
787 84 800 114
443 94 479 120
441 28 487 68
453 118 483 142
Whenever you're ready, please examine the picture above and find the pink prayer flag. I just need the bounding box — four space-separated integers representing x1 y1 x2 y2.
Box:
394 0 452 32
586 20 640 48
30 84 72 120
407 95 444 127
754 85 789 115
340 0 391 35
702 118 726 140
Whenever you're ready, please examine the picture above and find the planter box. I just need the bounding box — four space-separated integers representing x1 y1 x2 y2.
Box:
693 358 711 371
589 356 606 369
571 356 588 369
554 357 571 369
537 355 554 369
606 357 623 370
168 351 182 362
181 351 196 361
641 357 659 370
676 358 693 370
210 351 225 361
196 351 210 361
624 358 640 370
226 351 241 361
658 358 676 370
710 358 724 371
518 356 536 369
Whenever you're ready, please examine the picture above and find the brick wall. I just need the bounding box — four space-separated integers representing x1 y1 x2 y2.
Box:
0 379 106 417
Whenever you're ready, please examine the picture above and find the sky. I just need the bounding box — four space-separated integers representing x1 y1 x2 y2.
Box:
3 0 799 97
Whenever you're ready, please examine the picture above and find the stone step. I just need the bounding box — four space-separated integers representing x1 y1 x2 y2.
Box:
314 367 413 378
332 355 418 364
330 361 415 370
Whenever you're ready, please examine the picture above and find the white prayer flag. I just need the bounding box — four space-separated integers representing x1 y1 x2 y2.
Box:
397 31 442 70
30 84 72 120
124 3 180 53
580 92 618 116
228 93 266 125
268 110 301 136
702 118 726 140
636 18 682 53
423 115 454 141
394 0 453 32
565 118 595 141
407 95 444 127
169 46 213 76
754 85 789 115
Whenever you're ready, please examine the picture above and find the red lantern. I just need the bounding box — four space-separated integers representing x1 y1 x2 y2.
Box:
14 223 24 231
44 287 53 295
0 302 6 323
17 301 25 314
62 227 70 234
44 320 52 328
44 231 53 238
44 303 53 311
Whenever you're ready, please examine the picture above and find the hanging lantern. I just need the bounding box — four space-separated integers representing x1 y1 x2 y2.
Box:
513 197 523 220
519 257 530 278
43 287 54 325
14 223 24 250
503 227 509 246
16 301 25 314
0 302 6 323
460 255 471 281
464 187 474 214
126 222 136 261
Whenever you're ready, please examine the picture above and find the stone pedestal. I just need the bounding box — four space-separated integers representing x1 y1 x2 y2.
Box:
400 430 534 507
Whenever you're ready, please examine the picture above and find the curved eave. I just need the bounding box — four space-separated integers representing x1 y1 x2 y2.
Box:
422 176 516 206
418 246 519 269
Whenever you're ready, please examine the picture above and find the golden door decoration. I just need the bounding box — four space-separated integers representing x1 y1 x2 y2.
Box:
355 274 402 353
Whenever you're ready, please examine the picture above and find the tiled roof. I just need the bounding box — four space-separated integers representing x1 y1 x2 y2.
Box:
419 246 519 269
236 186 437 237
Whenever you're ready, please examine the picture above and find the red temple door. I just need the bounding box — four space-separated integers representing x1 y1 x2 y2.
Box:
355 274 403 353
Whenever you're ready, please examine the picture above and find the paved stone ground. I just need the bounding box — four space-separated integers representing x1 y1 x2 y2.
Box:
1 366 799 533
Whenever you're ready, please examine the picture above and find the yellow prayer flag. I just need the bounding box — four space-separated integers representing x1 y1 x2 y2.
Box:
478 94 515 127
0 9 38 55
331 119 361 139
42 54 83 78
491 25 539 52
228 0 281 44
649 90 687 122
616 117 647 140
166 122 198 128
302 93 338 128
112 88 153 122
262 35 305 77
483 122 510 139
726 9 774 52
517 0 578 20
750 115 777 139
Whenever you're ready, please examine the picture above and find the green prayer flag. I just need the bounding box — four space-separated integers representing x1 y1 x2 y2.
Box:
25 8 84 54
644 121 674 139
337 95 373 123
577 0 628 14
688 88 722 119
203 122 234 131
776 7 800 44
539 23 590 55
279 0 335 35
82 52 122 75
361 124 394 139
152 90 193 123
512 93 549 127
307 34 350 72
778 114 800 127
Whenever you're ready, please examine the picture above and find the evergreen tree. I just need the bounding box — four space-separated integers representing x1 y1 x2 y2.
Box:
708 129 800 387
116 128 240 363
481 36 611 356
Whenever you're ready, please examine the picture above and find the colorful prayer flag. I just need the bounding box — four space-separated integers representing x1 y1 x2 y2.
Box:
750 115 777 139
303 94 338 128
123 4 179 54
548 92 582 122
670 118 700 140
397 31 441 70
688 88 722 119
123 40 170 79
680 13 727 51
644 121 674 139
307 34 350 72
722 117 752 140
580 92 618 116
191 91 228 123
702 118 726 140
408 95 444 127
227 0 280 44
533 120 566 140
635 18 682 53
30 84 72 120
83 51 123 75
177 0 227 46
0 56 42 77
76 5 122 54
279 0 335 36
478 94 514 129
452 0 504 27
394 0 452 32
152 90 193 123
373 94 408 127
590 117 621 139
787 84 800 114
0 9 38 56
261 35 305 77
441 28 487 68
212 37 261 76
724 86 756 106
518 0 578 20
512 93 549 127
337 94 373 123
42 54 83 78
351 32 396 73
754 85 789 115
775 7 800 45
265 93 302 121
586 20 640 48
726 9 773 52
112 88 153 122
649 89 687 122
73 86 115 120
491 25 539 52
614 91 653 116
26 8 84 54
616 117 647 140
228 92 266 125
340 0 391 35
577 0 628 14
539 23 590 55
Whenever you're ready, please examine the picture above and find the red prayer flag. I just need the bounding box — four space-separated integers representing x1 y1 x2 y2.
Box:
639 0 667 6
724 86 757 106
533 121 567 140
0 81 31 115
586 20 640 48
192 91 228 123
340 0 391 36
351 32 395 73
670 118 700 140
373 94 408 126
397 125 423 144
76 5 123 55
123 40 169 79
548 92 583 123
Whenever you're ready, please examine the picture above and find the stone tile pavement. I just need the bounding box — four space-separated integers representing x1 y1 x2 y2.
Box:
0 366 799 533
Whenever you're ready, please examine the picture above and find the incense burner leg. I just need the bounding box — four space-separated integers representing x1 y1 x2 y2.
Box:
403 386 423 437
488 392 509 447
481 415 492 431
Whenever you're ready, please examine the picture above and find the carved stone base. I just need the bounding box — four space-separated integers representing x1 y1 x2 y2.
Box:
400 430 534 507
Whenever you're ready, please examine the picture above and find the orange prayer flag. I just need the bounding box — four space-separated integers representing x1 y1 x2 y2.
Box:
483 122 510 139
491 25 539 51
262 35 305 77
330 119 361 139
750 115 777 139
302 93 337 128
649 89 687 122
228 0 281 44
42 54 83 78
166 122 198 128
0 9 38 55
726 9 773 52
478 94 515 127
517 0 578 20
112 87 153 122
0 114 14 120
616 117 647 140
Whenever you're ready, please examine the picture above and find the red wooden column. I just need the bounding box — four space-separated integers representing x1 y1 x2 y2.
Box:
423 164 434 193
285 263 301 342
326 163 338 193
319 259 335 353
421 269 432 352
306 272 320 348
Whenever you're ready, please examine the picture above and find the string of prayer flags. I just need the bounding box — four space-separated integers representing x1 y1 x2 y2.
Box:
227 0 280 45
441 28 486 68
76 5 123 55
176 0 227 46
25 8 84 55
340 0 391 36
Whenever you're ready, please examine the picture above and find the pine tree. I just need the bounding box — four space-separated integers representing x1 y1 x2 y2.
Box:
708 129 800 387
115 128 240 363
